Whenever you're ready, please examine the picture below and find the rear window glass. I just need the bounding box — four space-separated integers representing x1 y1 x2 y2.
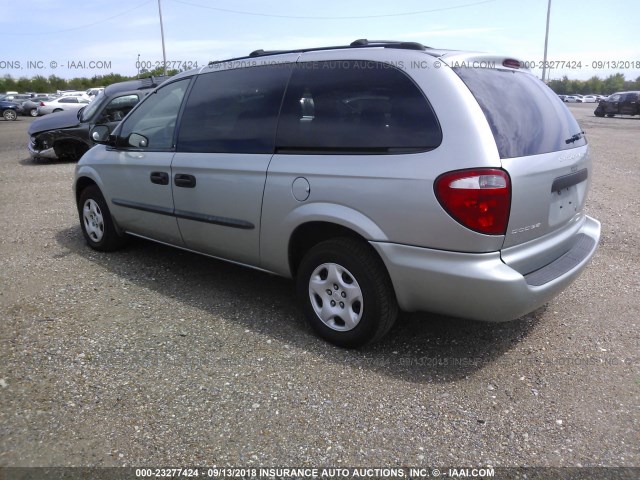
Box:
276 60 442 154
453 67 587 158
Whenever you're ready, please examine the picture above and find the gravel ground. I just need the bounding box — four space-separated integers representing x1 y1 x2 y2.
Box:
0 104 638 469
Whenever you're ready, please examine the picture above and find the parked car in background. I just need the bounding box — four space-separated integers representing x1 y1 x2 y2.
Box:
21 96 54 117
581 95 598 103
59 91 91 101
594 91 640 117
1 99 21 120
29 77 168 161
3 94 32 103
37 96 90 115
563 95 582 103
75 40 600 347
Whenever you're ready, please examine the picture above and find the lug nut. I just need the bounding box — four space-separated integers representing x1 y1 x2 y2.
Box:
341 292 346 298
333 284 339 290
326 289 332 295
339 302 345 309
330 300 336 307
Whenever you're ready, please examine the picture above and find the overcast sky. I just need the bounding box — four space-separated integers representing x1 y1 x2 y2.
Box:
1 0 638 81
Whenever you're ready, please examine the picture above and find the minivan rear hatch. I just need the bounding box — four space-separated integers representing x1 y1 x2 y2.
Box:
451 59 590 256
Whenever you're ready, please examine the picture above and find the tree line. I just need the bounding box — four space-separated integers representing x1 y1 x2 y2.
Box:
0 67 179 93
548 73 640 95
2 70 639 95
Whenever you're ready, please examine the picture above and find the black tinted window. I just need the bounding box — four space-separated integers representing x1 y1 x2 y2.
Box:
454 68 586 158
276 61 441 153
177 65 292 154
98 94 139 123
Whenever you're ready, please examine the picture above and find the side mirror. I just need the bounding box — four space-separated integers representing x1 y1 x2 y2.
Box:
128 133 148 148
91 125 111 144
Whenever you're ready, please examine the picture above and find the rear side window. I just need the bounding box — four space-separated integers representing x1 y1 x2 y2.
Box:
177 65 292 154
276 61 442 154
454 68 587 158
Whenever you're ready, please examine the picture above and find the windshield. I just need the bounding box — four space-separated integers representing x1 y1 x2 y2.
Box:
80 91 106 122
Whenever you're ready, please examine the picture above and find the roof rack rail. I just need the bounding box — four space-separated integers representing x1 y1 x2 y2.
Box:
210 39 432 66
249 49 288 57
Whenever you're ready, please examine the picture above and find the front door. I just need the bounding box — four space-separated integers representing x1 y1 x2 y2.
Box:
99 78 192 245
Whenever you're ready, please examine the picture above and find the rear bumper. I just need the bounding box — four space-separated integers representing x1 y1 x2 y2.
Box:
371 215 600 322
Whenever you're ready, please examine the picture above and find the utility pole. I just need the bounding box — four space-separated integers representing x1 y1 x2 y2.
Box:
158 0 168 76
541 0 552 82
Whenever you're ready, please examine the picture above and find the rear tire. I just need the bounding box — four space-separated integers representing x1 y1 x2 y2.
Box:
296 237 398 348
29 108 38 117
78 185 126 251
606 114 615 117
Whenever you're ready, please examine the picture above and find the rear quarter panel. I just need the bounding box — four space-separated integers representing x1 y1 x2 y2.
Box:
260 49 508 276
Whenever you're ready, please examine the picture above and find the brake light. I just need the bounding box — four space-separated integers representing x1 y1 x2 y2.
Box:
502 59 521 69
39 102 45 106
434 169 511 235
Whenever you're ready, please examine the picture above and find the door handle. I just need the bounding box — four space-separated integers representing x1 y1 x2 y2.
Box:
150 171 169 185
174 173 196 188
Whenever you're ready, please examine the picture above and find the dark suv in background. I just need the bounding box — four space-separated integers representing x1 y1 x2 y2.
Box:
594 91 640 117
28 76 169 161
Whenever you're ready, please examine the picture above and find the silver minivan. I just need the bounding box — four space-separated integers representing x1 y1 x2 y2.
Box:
75 40 600 347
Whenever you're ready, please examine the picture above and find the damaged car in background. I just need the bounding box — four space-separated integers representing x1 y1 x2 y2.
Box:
28 76 169 161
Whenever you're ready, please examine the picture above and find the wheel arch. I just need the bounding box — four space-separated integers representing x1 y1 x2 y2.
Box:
261 202 390 278
53 137 91 161
287 220 389 280
74 175 99 205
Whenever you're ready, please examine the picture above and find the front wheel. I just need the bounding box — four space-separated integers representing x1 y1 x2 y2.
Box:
3 109 17 121
29 108 38 117
296 237 398 348
78 185 126 251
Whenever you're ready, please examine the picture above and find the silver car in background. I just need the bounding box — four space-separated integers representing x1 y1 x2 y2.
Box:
74 40 600 347
38 96 90 115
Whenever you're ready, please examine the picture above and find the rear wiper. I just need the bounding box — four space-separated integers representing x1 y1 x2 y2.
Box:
565 131 584 144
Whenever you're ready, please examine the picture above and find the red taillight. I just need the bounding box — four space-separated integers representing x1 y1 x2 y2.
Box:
434 169 511 235
39 102 45 106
